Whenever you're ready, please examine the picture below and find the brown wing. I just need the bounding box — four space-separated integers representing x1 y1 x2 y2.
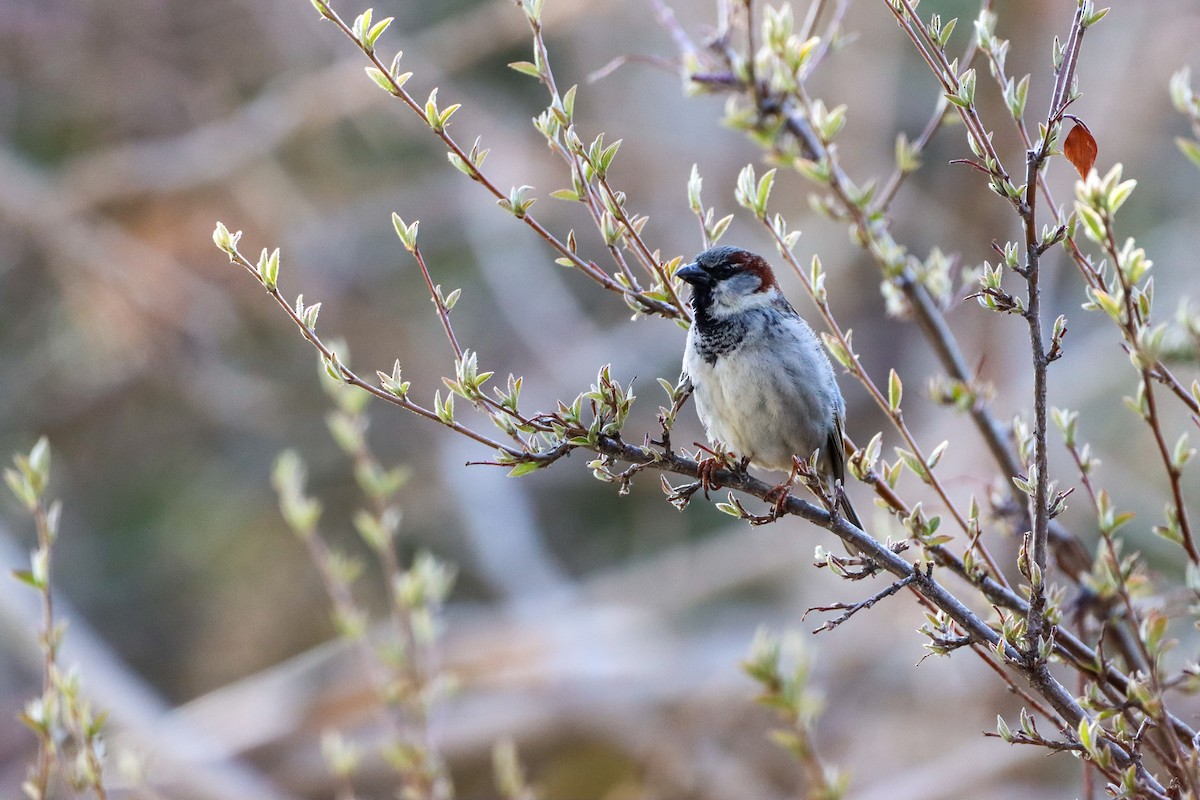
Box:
826 410 848 485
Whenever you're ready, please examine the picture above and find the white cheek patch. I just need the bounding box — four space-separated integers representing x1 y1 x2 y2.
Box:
708 274 773 318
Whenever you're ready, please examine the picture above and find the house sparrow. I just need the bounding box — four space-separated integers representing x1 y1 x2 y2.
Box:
677 245 862 530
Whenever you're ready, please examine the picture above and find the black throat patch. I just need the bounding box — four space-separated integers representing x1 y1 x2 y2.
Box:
692 298 749 365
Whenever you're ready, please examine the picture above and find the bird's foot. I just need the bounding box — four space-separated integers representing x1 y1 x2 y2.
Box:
791 452 836 511
734 454 752 479
762 468 798 521
693 444 741 500
697 457 719 500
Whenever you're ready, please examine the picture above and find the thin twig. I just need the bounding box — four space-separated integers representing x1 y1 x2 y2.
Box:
1019 148 1052 657
413 246 463 360
804 567 921 633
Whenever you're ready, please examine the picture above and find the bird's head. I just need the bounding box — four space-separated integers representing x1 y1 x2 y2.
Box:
675 246 780 319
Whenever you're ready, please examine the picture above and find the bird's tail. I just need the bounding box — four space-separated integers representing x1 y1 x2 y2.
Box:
835 488 864 558
839 491 863 531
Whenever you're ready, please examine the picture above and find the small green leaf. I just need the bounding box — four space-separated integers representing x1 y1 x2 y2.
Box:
687 164 703 212
1176 138 1200 169
598 139 622 175
500 185 536 218
436 390 455 423
437 103 462 130
793 157 831 184
448 152 473 176
523 0 544 22
212 221 233 253
424 88 441 128
1173 432 1195 471
352 8 374 43
887 368 903 413
957 68 976 105
709 214 734 243
4 468 34 508
11 568 42 590
1077 716 1098 756
364 16 394 50
256 247 280 290
323 351 346 383
926 440 949 471
895 447 929 482
944 92 970 109
895 132 921 173
29 549 49 586
937 16 958 47
820 332 853 370
1075 204 1106 243
1171 67 1194 113
391 212 419 251
812 100 846 141
1004 74 1030 120
365 66 394 93
735 164 757 214
561 85 577 120
1085 287 1122 321
377 361 410 399
715 502 741 517
28 436 50 482
507 461 540 477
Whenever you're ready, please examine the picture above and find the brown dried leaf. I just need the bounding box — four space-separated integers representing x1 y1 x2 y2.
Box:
1064 121 1098 178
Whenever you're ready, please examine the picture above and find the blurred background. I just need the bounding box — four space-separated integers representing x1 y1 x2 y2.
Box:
2 0 1200 797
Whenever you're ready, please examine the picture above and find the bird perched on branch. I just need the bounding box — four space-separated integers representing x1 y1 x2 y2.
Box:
677 245 862 530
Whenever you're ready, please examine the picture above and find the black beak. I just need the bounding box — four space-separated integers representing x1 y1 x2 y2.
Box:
675 262 710 287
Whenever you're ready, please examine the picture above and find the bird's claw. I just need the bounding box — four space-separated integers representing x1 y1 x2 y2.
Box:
697 457 720 499
694 445 743 500
760 456 804 520
762 481 793 521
